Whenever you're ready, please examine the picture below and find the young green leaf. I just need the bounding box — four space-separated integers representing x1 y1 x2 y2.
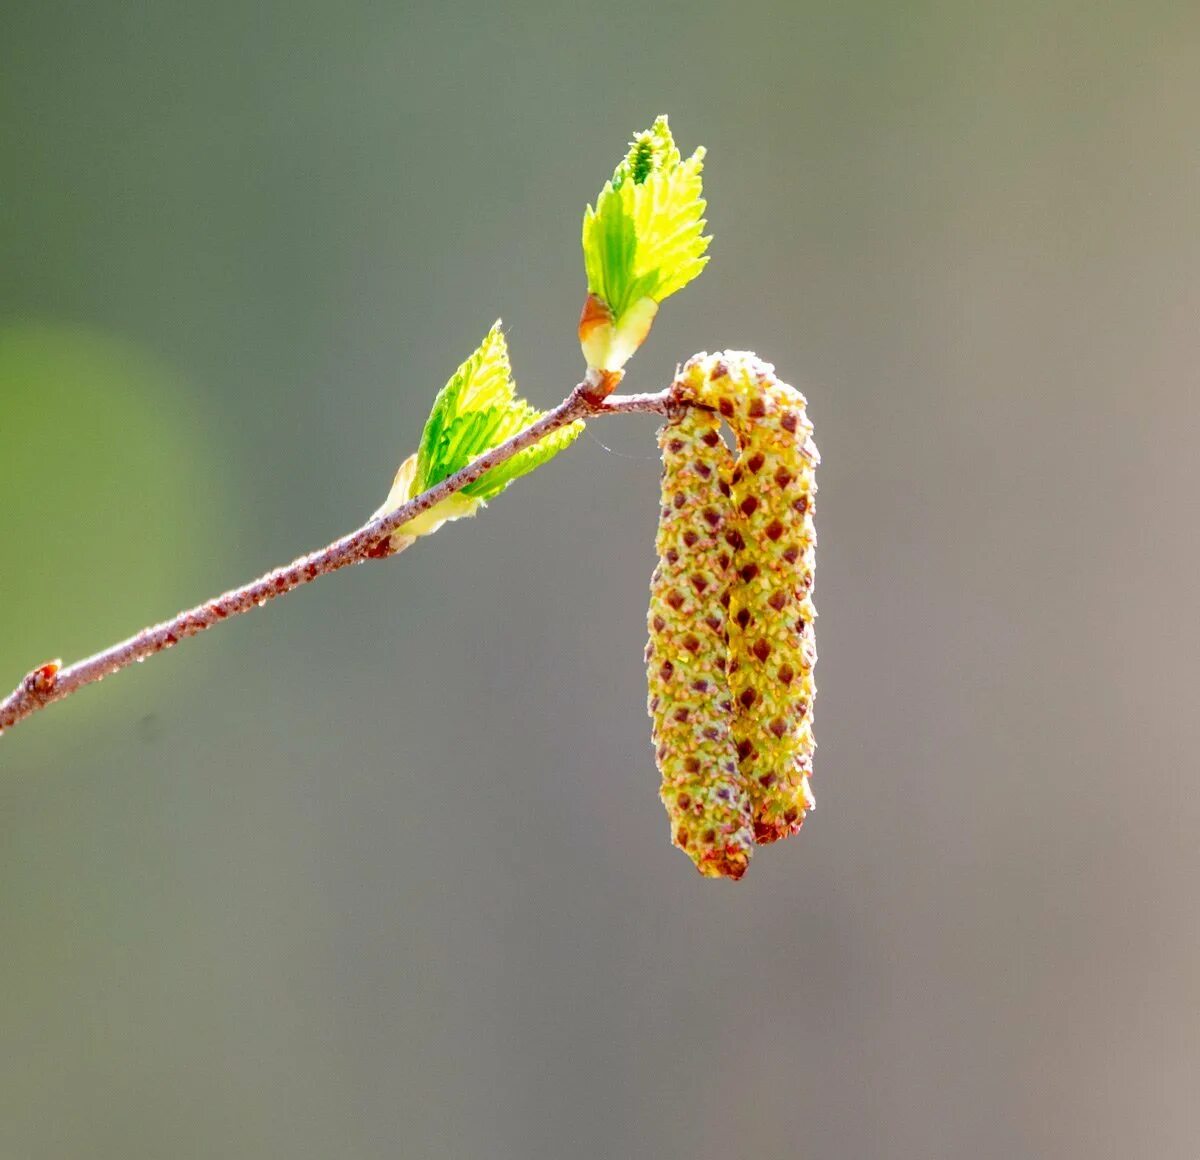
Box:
580 116 710 373
373 322 582 547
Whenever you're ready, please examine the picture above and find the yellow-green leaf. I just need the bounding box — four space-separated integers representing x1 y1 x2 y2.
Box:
580 116 710 372
374 322 582 546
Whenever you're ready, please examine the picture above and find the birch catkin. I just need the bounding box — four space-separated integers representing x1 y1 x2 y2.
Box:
676 353 819 845
646 407 755 879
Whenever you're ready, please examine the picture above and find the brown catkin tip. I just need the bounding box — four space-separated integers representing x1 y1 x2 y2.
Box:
647 407 754 879
676 352 819 845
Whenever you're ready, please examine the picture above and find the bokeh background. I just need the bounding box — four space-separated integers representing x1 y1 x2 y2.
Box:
3 3 1199 1157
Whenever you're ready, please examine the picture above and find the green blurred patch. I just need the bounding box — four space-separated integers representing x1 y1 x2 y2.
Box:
0 322 225 719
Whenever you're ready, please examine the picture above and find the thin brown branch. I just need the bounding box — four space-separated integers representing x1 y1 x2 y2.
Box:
0 383 673 736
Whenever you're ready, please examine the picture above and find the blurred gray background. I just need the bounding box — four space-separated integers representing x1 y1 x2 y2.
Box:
3 2 1199 1157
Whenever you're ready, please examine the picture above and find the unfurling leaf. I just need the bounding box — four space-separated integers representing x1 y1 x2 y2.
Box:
580 116 710 374
373 322 582 549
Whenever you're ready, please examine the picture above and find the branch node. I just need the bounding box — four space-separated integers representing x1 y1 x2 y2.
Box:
580 367 624 407
365 537 396 560
24 659 61 698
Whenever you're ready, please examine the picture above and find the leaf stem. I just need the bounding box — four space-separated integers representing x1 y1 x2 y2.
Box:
0 384 674 735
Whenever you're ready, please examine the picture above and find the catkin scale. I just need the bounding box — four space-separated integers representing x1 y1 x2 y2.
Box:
676 353 819 844
646 407 755 879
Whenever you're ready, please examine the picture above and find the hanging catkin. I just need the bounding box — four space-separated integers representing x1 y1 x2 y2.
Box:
675 352 819 845
646 406 755 879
